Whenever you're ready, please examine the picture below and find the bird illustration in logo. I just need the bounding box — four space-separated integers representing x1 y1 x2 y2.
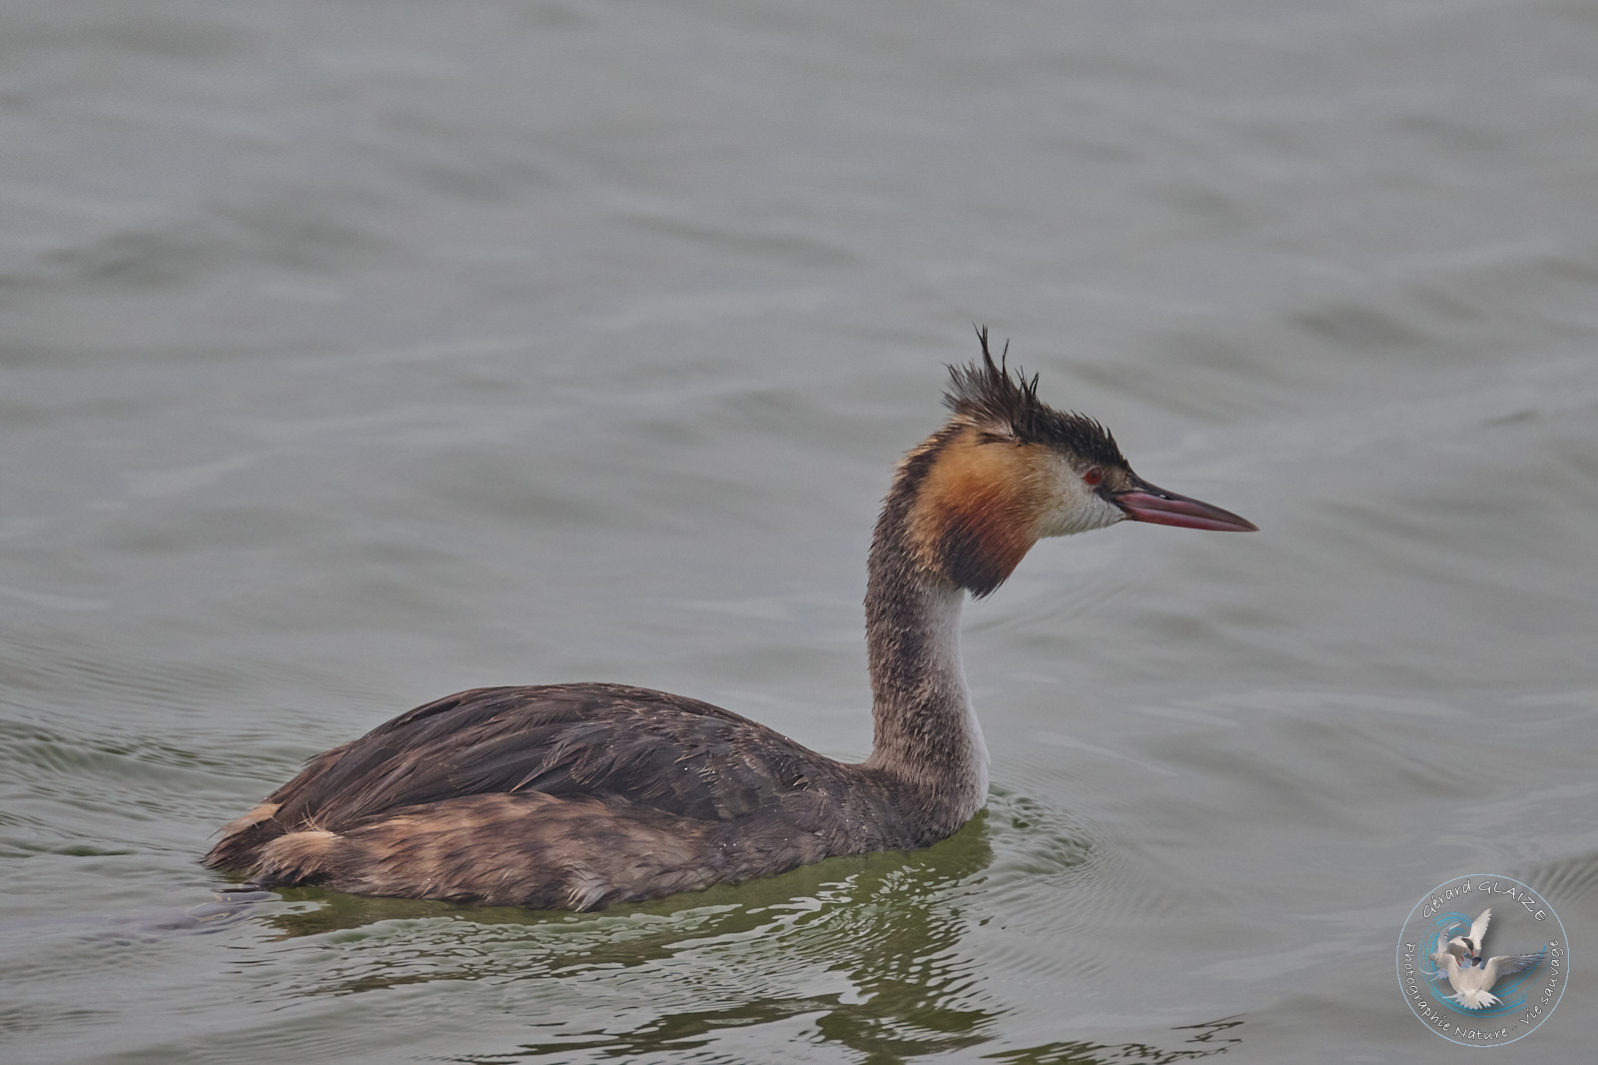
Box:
1430 908 1544 1009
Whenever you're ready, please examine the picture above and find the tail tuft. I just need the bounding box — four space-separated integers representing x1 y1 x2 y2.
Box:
248 828 346 887
203 803 284 871
1452 989 1500 1010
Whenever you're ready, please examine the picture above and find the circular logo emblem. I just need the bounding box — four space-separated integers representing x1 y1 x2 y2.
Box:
1396 874 1567 1046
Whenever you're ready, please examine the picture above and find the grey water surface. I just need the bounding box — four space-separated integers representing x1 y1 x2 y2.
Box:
4 2 1597 1063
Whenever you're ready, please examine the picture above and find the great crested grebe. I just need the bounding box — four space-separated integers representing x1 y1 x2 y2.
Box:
206 330 1255 910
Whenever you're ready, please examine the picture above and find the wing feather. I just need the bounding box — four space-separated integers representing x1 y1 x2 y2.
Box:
262 683 833 830
1486 952 1544 980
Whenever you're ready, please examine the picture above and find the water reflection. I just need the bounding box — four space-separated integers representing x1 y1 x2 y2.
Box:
238 815 1001 1059
202 798 1241 1063
989 1017 1244 1065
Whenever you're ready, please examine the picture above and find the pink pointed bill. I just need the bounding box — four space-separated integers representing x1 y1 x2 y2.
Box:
1113 481 1257 532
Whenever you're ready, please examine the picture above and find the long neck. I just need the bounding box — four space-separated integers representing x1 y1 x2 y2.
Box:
861 440 990 833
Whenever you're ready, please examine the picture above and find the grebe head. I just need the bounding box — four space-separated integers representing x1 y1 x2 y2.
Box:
900 327 1256 598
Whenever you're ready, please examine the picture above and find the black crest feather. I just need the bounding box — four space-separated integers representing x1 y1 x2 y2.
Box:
944 326 1126 468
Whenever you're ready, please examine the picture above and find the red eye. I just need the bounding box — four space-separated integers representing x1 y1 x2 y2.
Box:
1083 466 1103 487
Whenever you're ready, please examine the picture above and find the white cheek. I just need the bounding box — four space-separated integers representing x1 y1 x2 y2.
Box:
1090 492 1128 532
1034 462 1125 537
1046 493 1124 536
